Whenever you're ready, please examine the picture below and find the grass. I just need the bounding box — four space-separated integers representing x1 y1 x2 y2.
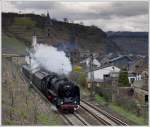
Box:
109 104 147 125
20 110 28 119
3 120 16 125
2 57 65 125
50 114 64 125
37 112 64 125
80 87 90 97
95 94 147 125
37 113 49 125
2 34 26 54
14 17 36 27
95 94 108 105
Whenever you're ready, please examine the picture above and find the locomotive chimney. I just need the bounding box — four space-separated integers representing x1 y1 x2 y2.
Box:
32 32 37 48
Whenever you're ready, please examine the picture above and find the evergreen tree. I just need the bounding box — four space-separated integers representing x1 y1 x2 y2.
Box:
118 69 129 87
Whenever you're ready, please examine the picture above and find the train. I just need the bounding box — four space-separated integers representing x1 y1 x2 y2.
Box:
22 64 80 113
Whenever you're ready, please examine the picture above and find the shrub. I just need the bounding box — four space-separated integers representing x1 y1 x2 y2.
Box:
115 97 138 114
118 69 129 87
78 72 87 87
3 119 15 125
71 72 87 87
73 65 82 72
20 111 28 119
95 94 108 105
70 67 87 88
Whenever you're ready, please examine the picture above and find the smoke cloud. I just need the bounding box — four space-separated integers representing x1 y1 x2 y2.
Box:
26 43 72 75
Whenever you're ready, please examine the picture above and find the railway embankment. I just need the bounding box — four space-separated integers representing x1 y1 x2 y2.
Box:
2 56 65 125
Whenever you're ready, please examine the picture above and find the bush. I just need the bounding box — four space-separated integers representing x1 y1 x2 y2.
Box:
20 111 28 119
95 94 108 106
72 72 87 87
73 65 82 72
78 72 87 87
3 120 15 125
115 97 138 114
70 67 87 88
118 69 129 87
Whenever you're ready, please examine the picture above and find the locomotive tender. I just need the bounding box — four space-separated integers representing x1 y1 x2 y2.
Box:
22 65 80 113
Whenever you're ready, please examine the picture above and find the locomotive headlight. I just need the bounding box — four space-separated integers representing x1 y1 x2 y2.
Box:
74 101 77 104
60 101 63 104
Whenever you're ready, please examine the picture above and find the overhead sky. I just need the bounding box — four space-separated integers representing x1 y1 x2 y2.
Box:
2 1 149 32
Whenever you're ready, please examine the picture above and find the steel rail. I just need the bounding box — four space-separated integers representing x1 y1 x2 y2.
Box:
80 102 112 125
19 68 89 125
81 99 128 125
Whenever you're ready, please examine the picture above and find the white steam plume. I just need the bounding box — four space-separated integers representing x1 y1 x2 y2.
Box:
26 37 72 75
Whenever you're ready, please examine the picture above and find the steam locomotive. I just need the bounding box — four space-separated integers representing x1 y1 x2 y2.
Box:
22 65 80 113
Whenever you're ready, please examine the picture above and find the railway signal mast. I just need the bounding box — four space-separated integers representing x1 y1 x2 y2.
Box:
89 53 95 97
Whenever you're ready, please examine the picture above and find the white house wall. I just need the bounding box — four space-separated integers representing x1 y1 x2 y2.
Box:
88 66 120 81
128 75 142 83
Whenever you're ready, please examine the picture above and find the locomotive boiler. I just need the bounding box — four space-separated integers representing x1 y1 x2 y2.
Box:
22 64 80 113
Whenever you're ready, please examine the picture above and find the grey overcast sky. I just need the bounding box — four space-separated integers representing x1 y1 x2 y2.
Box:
2 1 149 32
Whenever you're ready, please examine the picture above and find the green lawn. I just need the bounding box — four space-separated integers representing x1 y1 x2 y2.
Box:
2 34 26 54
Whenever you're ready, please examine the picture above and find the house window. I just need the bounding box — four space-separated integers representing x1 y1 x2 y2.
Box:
104 74 110 78
145 95 148 103
104 74 110 81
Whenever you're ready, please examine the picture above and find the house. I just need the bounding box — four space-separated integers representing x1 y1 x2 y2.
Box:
98 53 119 65
108 55 133 69
87 66 120 82
128 72 142 84
132 70 148 91
79 49 90 59
80 58 101 68
129 56 148 74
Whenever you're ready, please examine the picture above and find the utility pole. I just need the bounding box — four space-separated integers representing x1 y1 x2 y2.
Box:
112 77 118 102
111 67 118 102
89 53 95 97
29 55 32 88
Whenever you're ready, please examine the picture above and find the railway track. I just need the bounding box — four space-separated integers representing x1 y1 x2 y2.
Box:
80 101 116 125
20 69 127 125
62 113 89 125
18 67 89 125
10 59 127 125
81 100 128 125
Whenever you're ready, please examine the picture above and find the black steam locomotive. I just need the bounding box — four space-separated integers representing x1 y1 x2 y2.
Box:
22 65 80 113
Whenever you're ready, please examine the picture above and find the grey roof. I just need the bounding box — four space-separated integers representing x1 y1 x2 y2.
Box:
109 55 132 62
